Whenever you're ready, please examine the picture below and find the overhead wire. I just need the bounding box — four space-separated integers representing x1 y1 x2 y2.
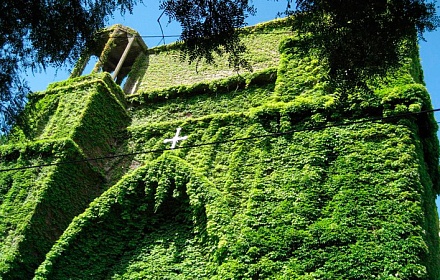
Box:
0 107 438 173
21 31 293 41
104 31 293 39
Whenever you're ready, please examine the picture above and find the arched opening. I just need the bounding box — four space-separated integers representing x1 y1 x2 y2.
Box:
70 25 148 94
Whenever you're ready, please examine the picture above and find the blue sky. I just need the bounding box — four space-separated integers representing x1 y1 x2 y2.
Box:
25 1 291 90
24 1 440 207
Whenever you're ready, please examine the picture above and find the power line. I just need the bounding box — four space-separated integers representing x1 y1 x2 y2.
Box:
21 31 293 41
133 35 180 38
106 31 293 39
0 108 438 173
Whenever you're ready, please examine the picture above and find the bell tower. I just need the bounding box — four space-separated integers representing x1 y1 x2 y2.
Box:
70 24 148 94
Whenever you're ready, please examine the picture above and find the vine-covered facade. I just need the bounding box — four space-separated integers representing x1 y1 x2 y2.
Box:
1 19 439 279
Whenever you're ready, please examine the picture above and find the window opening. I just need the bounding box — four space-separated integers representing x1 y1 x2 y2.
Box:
70 25 148 94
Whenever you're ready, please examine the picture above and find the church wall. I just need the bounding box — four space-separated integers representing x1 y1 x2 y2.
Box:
1 19 439 279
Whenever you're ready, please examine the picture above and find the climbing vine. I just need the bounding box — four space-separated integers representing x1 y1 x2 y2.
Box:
0 18 439 279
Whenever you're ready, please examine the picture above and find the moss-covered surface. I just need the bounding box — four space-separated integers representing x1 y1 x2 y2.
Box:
0 140 105 279
135 19 291 92
0 73 131 279
10 73 129 161
36 111 440 279
1 19 439 279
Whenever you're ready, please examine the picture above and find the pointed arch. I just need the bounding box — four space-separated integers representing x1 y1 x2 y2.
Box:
35 154 224 279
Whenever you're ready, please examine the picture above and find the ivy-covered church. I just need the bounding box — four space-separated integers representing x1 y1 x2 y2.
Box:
1 19 439 279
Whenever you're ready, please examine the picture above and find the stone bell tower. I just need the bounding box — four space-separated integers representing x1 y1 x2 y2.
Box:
70 24 148 94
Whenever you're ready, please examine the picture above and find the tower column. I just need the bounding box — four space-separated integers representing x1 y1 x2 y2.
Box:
112 35 135 81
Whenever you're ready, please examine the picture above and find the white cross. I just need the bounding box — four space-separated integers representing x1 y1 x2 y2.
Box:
163 127 188 149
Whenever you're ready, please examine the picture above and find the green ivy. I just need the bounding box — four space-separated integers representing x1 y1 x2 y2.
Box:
0 139 105 279
0 72 131 279
0 18 439 280
34 154 224 279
